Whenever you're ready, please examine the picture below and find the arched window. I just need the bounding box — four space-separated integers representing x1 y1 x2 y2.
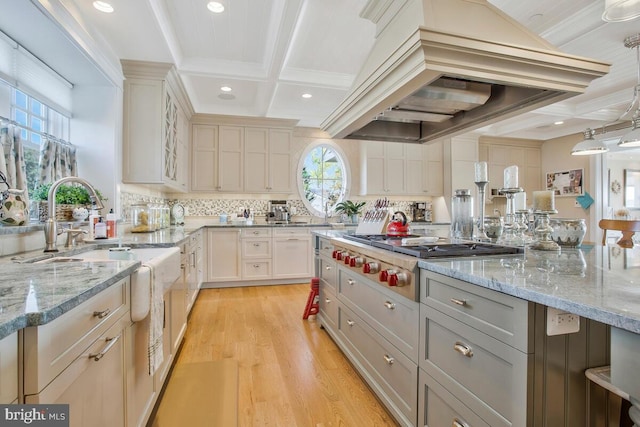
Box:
297 142 350 218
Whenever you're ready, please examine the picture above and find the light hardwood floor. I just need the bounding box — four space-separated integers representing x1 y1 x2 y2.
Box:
161 284 399 426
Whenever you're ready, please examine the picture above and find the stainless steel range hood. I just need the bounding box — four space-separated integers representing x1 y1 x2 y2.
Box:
321 0 611 143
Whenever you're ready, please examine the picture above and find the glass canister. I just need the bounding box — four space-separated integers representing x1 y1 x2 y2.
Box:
451 189 474 240
131 203 153 233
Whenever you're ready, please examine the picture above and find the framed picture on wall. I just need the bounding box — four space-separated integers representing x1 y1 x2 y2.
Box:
546 169 584 197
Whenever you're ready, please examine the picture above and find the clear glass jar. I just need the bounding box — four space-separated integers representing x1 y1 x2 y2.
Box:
162 204 170 228
451 189 474 240
131 204 153 233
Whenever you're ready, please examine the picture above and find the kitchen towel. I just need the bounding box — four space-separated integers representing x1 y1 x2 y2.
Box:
146 260 164 376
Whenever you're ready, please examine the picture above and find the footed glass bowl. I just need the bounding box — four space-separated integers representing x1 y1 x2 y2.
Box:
549 218 586 247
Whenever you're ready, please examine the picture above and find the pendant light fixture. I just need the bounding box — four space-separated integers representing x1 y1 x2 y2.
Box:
602 0 640 22
572 34 640 155
571 129 609 155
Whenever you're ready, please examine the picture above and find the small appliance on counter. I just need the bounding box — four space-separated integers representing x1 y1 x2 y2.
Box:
266 200 290 223
386 211 410 236
410 201 430 222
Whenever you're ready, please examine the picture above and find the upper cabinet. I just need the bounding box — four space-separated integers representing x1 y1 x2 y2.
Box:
122 61 194 192
360 140 443 196
191 117 295 193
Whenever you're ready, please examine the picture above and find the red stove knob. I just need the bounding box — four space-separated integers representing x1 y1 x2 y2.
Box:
379 269 395 282
336 251 345 261
332 250 339 259
350 257 363 268
388 272 408 287
344 255 352 264
363 262 379 274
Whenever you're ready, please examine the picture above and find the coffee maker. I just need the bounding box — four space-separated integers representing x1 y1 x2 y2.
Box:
267 200 290 223
410 202 429 222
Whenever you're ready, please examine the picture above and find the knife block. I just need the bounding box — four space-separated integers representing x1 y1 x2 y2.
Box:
355 211 389 235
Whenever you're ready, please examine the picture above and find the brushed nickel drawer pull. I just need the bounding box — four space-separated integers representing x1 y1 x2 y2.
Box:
253 243 261 247
347 320 355 326
450 298 467 306
383 354 395 365
89 335 121 362
253 264 260 268
452 418 469 427
384 301 396 310
93 309 110 319
325 298 332 304
454 341 473 358
347 279 355 285
325 265 332 270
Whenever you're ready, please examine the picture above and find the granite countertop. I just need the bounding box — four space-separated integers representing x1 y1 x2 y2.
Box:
0 222 333 340
418 245 640 334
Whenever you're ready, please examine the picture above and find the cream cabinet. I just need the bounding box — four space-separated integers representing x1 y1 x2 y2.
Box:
480 141 542 201
122 61 192 192
0 332 17 404
361 141 443 196
241 228 272 280
244 128 293 193
272 228 313 279
192 123 293 193
24 279 130 427
207 228 242 282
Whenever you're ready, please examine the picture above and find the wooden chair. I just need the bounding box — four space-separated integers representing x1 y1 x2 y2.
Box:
599 219 640 248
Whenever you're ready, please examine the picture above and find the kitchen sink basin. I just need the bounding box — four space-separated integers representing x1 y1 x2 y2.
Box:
38 247 181 322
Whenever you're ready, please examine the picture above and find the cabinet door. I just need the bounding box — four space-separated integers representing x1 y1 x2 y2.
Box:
175 106 189 191
361 141 386 195
269 129 293 192
244 127 269 192
192 124 218 191
0 333 17 404
207 229 242 281
163 88 179 186
218 126 244 192
406 144 426 195
273 236 312 279
171 274 187 352
123 78 163 184
26 316 128 427
385 143 406 194
425 141 444 196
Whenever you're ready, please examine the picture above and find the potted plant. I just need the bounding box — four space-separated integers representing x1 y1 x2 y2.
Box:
32 183 106 222
335 200 366 223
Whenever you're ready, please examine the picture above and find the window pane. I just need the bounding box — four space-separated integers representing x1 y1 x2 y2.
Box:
30 99 43 117
14 109 27 125
14 90 27 109
31 117 42 132
298 143 348 217
31 132 41 144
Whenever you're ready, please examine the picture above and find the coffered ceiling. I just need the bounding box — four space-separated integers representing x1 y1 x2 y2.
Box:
16 1 640 141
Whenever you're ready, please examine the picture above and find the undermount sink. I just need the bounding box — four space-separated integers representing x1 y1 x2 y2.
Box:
38 247 181 322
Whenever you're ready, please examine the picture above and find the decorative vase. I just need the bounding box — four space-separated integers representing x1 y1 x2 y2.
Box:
351 214 359 224
0 189 28 226
549 218 587 247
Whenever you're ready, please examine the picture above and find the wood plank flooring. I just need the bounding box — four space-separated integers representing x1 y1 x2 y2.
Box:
162 284 399 426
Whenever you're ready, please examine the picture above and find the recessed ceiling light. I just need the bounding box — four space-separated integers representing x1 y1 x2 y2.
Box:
207 2 225 13
220 86 232 92
302 93 312 99
554 121 564 125
93 1 114 13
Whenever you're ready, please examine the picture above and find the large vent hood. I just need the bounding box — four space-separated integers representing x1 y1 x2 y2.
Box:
321 0 611 143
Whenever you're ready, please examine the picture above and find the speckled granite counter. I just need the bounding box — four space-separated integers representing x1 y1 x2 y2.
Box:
418 245 640 334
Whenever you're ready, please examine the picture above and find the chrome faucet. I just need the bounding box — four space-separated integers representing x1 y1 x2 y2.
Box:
43 177 105 252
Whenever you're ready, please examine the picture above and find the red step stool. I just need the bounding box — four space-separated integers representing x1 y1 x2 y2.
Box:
302 277 320 319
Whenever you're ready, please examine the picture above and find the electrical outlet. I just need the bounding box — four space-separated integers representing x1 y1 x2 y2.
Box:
547 307 580 336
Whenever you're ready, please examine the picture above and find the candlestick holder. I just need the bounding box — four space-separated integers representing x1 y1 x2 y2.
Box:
497 187 523 245
531 210 560 251
514 209 533 246
474 181 489 241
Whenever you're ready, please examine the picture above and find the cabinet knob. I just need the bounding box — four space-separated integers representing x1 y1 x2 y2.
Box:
383 354 395 365
347 319 355 327
347 278 355 286
383 301 396 310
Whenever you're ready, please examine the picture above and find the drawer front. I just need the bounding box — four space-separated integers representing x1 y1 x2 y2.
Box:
241 239 272 258
339 267 419 361
421 307 529 425
317 237 334 259
418 368 491 427
24 278 129 395
338 304 417 425
421 270 532 352
319 284 338 332
241 228 272 238
242 260 272 279
273 227 309 238
318 256 336 292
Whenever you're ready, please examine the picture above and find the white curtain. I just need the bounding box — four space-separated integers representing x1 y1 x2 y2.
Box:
38 137 77 184
0 124 29 202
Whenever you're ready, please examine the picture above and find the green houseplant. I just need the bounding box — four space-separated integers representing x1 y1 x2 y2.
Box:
32 183 106 221
335 200 366 223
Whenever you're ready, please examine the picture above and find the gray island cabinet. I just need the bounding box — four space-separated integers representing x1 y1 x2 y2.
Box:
313 232 636 427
